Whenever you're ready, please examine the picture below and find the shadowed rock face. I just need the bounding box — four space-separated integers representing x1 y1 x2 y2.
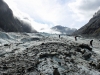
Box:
72 10 100 37
0 0 37 33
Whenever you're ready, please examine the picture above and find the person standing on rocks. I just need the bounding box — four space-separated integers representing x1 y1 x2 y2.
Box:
59 35 60 38
75 36 77 41
90 40 93 47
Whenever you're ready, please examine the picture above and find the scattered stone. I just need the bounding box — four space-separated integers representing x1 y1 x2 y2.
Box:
39 53 58 58
79 44 92 51
64 52 71 57
0 36 100 75
70 58 75 63
89 61 96 68
75 48 82 53
58 62 61 66
96 63 100 69
41 43 45 45
2 65 9 70
83 53 91 60
31 37 40 41
53 68 60 75
81 49 86 54
75 48 86 54
27 66 34 72
4 44 10 46
2 73 8 75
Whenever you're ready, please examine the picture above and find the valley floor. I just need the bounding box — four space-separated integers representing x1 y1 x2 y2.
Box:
0 32 100 75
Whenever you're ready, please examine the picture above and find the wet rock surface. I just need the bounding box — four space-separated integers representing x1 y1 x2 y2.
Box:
0 34 100 75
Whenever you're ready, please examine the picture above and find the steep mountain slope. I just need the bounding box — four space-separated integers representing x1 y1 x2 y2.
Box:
73 10 100 37
0 0 37 33
51 25 77 34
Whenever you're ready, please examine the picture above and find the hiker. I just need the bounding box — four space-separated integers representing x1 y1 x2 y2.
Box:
75 36 77 41
59 35 60 38
90 40 93 47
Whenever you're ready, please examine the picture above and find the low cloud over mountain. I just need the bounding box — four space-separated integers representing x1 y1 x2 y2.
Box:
0 0 37 32
51 25 77 34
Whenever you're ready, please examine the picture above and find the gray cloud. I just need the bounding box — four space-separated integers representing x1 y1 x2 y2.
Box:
4 0 99 31
68 0 100 21
78 0 100 11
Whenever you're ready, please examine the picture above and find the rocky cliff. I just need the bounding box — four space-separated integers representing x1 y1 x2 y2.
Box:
0 0 37 33
73 10 100 37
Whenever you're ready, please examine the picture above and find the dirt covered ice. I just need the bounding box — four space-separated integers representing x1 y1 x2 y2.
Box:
0 32 100 75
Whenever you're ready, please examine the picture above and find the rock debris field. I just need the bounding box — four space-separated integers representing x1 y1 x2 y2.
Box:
0 32 100 75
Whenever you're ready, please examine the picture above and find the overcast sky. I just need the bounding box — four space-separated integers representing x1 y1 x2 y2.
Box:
4 0 100 31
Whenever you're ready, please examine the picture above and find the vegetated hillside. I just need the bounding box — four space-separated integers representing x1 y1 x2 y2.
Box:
72 10 100 37
0 0 37 33
51 25 77 34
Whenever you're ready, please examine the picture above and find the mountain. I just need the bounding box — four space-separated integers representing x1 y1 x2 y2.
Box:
51 25 77 34
72 10 100 37
0 0 37 33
